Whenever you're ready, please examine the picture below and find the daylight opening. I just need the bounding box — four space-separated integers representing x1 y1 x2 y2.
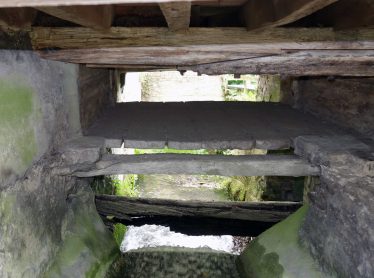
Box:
89 70 309 256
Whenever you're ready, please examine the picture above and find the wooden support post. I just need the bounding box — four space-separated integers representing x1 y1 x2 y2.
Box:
159 1 191 31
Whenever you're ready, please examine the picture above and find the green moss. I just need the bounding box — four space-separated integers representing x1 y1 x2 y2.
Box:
0 194 16 225
44 200 119 278
239 206 328 278
113 224 127 247
0 79 37 172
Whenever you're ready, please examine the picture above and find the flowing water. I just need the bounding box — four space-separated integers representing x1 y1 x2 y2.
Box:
120 174 250 255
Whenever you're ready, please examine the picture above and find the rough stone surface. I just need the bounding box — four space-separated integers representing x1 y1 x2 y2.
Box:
294 135 374 177
238 206 331 278
0 51 118 278
295 135 374 278
0 160 118 278
106 247 240 278
294 77 374 139
0 50 80 187
300 168 374 278
79 65 115 131
71 153 319 177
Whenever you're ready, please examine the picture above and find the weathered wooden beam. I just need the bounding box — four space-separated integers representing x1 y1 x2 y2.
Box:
39 48 374 76
0 8 36 31
0 0 225 8
30 27 374 50
39 46 266 66
95 194 303 223
103 215 277 236
159 1 191 31
36 5 113 30
242 0 338 30
181 50 374 77
71 153 320 177
86 64 177 71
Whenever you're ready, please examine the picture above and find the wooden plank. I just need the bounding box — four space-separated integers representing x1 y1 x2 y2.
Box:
95 194 303 223
40 49 374 76
242 0 338 30
159 1 191 31
39 46 266 66
0 8 36 30
30 27 374 49
36 5 113 30
0 0 219 8
86 64 177 71
182 50 374 76
103 214 275 236
72 153 320 177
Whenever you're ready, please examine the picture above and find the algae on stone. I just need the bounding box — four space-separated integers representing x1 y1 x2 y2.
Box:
0 79 37 180
238 206 332 278
44 187 119 278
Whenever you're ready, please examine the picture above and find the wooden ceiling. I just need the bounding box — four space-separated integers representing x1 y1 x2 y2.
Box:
0 0 373 76
2 0 373 31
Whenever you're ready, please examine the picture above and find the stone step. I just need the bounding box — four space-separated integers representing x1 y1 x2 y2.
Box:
86 102 341 150
72 153 319 177
106 247 240 278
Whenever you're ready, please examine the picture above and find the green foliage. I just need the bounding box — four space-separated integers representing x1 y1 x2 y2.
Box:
223 176 266 201
227 80 244 85
134 147 210 155
112 175 139 197
90 175 139 197
222 75 259 102
113 224 127 247
90 176 116 195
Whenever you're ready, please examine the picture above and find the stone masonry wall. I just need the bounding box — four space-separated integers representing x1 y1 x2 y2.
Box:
0 51 118 278
286 77 374 277
79 65 115 131
294 77 374 139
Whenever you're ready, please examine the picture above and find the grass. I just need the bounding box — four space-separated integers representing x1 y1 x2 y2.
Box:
134 147 210 155
112 175 139 197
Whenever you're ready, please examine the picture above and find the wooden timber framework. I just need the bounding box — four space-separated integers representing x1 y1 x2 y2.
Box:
1 0 372 235
0 0 373 76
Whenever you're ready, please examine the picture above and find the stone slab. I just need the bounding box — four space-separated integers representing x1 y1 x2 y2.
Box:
86 102 342 150
73 153 320 177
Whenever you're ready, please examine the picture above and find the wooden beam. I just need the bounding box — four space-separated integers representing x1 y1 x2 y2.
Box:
0 0 219 8
95 194 303 223
30 27 374 50
182 50 374 77
159 1 191 31
86 64 177 71
0 8 36 31
103 215 275 236
36 5 113 30
242 0 338 30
